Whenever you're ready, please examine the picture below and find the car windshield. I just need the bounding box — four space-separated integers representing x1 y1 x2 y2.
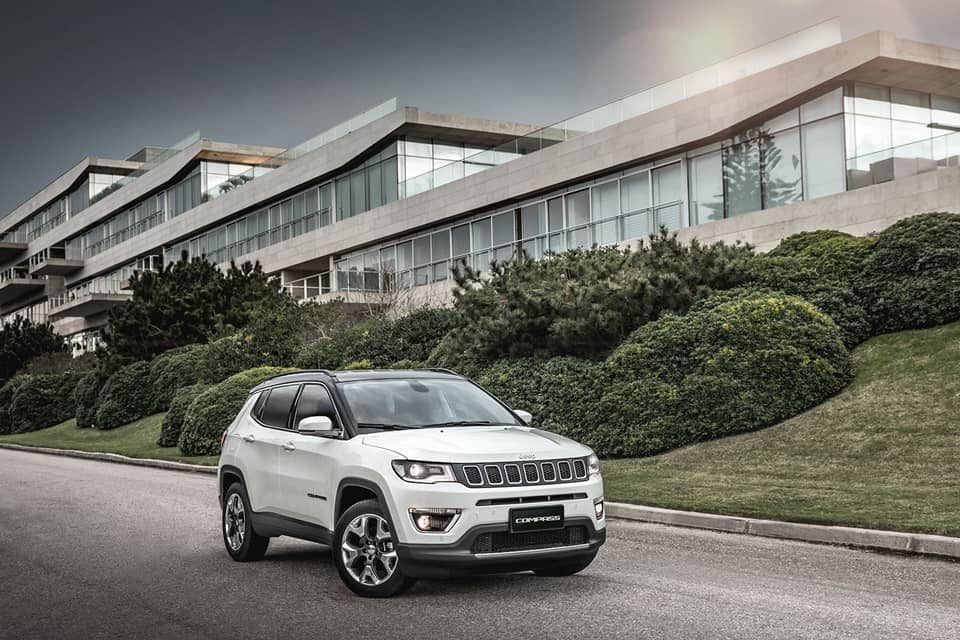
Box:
339 377 520 429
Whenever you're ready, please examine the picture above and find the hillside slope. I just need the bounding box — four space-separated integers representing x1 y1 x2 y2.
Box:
603 321 960 536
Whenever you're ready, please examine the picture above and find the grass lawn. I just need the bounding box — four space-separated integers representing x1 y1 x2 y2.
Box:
0 414 218 467
602 320 960 537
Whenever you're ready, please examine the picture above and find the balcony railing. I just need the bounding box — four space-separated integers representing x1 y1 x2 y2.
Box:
846 128 960 189
283 272 331 300
49 278 130 310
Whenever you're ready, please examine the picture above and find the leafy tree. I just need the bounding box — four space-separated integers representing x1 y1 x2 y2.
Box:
104 257 287 362
0 317 67 386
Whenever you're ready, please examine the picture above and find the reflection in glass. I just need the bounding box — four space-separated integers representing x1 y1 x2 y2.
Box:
591 181 619 220
761 128 802 209
653 163 681 204
566 190 590 226
801 116 845 199
688 151 723 223
723 138 761 217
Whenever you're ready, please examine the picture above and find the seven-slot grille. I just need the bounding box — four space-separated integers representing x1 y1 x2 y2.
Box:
457 457 590 488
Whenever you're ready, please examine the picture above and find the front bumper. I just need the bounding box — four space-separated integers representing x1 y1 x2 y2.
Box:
395 516 605 578
384 474 605 577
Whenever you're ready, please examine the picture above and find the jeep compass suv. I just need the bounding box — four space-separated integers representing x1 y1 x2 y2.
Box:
218 369 605 597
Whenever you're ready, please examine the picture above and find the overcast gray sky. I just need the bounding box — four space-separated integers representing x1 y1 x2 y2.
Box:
2 0 959 214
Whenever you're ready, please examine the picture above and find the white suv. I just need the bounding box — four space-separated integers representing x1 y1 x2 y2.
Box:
217 369 605 597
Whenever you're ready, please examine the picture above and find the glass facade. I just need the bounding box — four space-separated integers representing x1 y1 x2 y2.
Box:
334 160 684 292
201 161 271 202
335 143 399 220
688 87 844 224
165 183 333 264
845 82 960 188
399 136 520 197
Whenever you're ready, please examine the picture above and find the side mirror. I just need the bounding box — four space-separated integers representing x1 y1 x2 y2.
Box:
514 410 533 425
298 415 337 435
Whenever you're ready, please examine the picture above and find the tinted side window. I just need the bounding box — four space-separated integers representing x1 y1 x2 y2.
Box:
260 385 300 429
294 384 338 429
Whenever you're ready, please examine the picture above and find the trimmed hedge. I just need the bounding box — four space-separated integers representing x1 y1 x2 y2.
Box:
178 366 296 456
149 343 207 412
858 212 960 333
74 370 104 429
600 289 853 457
296 308 459 370
478 357 612 452
95 362 155 430
770 230 874 286
8 373 82 434
158 383 210 448
744 256 870 347
199 334 257 384
0 376 30 434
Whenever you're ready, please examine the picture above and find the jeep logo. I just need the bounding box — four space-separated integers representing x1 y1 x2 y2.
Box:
515 515 562 524
518 453 537 460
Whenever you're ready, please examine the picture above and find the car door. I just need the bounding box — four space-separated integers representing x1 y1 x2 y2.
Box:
276 383 343 529
247 383 301 513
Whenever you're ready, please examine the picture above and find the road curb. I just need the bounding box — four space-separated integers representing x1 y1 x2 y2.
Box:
605 502 960 561
0 443 217 475
3 444 957 560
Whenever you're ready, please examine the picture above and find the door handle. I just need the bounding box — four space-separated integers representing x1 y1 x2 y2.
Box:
242 434 256 443
282 442 296 452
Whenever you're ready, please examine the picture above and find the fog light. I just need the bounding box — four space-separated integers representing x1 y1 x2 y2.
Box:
594 499 604 520
409 508 461 532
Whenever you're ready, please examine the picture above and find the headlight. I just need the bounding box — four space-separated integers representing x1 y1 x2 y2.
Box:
587 454 601 476
391 460 457 483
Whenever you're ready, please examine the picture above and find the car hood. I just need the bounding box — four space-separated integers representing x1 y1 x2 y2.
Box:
361 425 590 463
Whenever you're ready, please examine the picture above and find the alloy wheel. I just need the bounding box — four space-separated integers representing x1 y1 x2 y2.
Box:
224 493 246 551
340 514 398 586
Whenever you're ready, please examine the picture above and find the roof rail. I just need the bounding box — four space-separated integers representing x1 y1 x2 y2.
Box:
421 367 459 375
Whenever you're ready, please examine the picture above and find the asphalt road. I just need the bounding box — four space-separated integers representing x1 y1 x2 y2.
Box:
1 449 957 640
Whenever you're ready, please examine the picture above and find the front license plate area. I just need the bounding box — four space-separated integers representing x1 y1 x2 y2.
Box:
509 505 564 533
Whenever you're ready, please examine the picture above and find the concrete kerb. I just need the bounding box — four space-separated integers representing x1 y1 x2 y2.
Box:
2 444 957 561
606 502 960 561
0 442 217 475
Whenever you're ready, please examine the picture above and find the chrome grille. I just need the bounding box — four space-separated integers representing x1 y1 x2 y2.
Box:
455 457 592 488
523 463 539 483
463 465 483 486
573 460 586 479
540 462 556 482
484 465 504 485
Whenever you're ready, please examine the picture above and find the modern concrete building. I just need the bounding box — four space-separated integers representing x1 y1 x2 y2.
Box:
4 20 960 352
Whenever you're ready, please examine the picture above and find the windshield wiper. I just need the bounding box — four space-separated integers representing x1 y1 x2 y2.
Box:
420 420 493 428
356 422 418 430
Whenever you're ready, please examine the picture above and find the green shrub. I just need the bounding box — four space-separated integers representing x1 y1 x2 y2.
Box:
149 344 207 412
0 376 29 435
94 362 155 430
21 351 97 376
478 357 613 452
858 212 960 333
74 370 104 428
296 308 459 370
447 232 753 363
8 373 82 434
770 230 874 286
199 334 257 384
178 366 296 456
343 359 372 370
743 256 870 347
158 383 210 447
600 289 853 457
770 229 856 257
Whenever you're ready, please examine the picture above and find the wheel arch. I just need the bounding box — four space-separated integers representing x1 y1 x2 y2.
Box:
219 465 246 507
335 477 393 525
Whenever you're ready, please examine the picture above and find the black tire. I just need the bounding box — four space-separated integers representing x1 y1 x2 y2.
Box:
332 499 416 597
222 482 270 561
532 551 597 576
